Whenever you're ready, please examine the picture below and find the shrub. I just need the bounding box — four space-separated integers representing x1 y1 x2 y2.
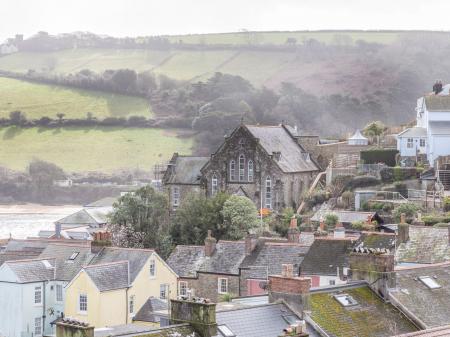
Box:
382 203 393 212
433 222 449 228
351 220 376 231
380 167 419 183
341 191 354 209
360 149 398 166
422 214 450 226
393 203 420 222
444 197 450 212
325 213 339 228
346 176 380 190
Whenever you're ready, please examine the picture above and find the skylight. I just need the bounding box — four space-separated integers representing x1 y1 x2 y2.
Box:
419 276 441 289
42 260 53 269
283 315 302 325
218 325 236 337
334 294 358 307
68 252 79 261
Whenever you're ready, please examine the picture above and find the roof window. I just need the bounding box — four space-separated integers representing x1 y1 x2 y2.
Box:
42 260 53 269
218 325 236 337
334 293 358 307
419 276 441 289
68 252 79 261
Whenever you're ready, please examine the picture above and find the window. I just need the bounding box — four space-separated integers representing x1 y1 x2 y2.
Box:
329 280 336 286
407 138 414 148
218 278 228 294
239 155 245 181
230 160 236 181
419 276 441 289
34 286 42 305
248 160 254 182
238 138 245 148
68 252 79 261
172 187 180 208
218 325 236 337
179 281 188 296
265 177 272 209
211 174 218 196
334 294 358 307
149 259 156 277
79 294 87 313
129 295 135 314
160 284 167 299
34 317 42 336
56 284 63 302
420 139 426 147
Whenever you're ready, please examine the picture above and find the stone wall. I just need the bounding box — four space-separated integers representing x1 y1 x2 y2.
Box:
179 273 240 302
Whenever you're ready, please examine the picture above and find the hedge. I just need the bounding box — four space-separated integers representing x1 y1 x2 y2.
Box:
360 149 398 166
380 167 419 183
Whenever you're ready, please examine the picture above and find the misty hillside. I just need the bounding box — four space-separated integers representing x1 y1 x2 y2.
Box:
2 31 450 135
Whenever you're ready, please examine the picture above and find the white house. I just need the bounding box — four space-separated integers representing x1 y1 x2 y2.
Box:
398 85 450 166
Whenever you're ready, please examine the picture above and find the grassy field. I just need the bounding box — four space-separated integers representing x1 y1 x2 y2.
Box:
0 77 152 120
166 31 402 45
0 126 193 173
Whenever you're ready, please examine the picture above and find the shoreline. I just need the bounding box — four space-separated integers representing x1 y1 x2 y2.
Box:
0 203 82 214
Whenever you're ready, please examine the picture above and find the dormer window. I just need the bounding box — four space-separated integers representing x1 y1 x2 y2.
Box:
419 276 441 289
334 294 358 307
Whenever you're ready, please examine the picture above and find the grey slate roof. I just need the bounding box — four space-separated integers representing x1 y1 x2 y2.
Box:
133 297 168 323
396 227 450 264
240 242 309 279
397 127 427 138
84 261 129 292
165 156 209 185
390 264 450 328
89 247 154 283
215 303 303 337
94 323 198 337
167 241 246 277
5 258 56 283
39 243 94 281
245 125 319 173
55 209 104 228
3 239 49 255
353 232 396 252
300 238 355 276
393 326 450 337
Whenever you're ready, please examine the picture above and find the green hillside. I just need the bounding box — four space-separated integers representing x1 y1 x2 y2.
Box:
0 77 152 119
0 126 192 172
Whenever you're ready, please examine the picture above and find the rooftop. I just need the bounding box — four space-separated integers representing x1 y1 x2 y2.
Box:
164 155 209 185
398 127 428 138
85 261 130 292
311 210 380 225
133 297 169 323
4 258 56 283
425 95 450 112
353 232 396 252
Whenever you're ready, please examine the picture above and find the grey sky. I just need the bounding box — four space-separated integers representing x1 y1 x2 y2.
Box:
1 0 450 42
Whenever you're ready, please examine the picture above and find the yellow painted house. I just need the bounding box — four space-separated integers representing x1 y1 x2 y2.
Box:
64 247 178 327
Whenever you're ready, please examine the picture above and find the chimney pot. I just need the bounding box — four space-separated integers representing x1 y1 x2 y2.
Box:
204 230 217 257
245 233 258 256
287 216 301 243
400 213 406 224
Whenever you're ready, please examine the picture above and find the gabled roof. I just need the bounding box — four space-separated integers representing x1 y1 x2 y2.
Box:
84 261 129 292
55 209 104 227
425 95 450 112
38 243 94 281
133 297 168 323
167 241 246 277
397 127 427 138
309 284 418 337
393 325 450 337
240 241 309 279
396 227 450 264
89 247 154 283
85 197 118 207
5 258 56 283
390 263 450 328
300 238 355 276
164 155 209 185
245 125 319 173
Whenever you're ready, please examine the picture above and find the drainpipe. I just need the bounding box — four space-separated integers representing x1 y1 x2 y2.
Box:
42 281 46 336
125 287 129 324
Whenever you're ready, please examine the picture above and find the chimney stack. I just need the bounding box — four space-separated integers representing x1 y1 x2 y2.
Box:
56 318 94 337
398 213 409 244
269 264 311 315
204 230 216 257
171 299 217 337
287 216 300 243
245 233 258 256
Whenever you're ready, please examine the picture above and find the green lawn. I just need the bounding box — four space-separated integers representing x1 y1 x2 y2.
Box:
0 77 152 120
0 126 193 173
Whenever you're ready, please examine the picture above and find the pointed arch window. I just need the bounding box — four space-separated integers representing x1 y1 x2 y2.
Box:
230 160 236 181
265 176 272 209
239 154 245 181
212 174 218 196
248 160 254 182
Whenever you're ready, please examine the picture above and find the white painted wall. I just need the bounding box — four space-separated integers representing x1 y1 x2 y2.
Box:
397 137 427 157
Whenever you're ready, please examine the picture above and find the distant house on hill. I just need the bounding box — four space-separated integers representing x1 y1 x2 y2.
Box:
163 124 320 212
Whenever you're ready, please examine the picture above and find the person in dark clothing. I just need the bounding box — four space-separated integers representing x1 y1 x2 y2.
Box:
433 80 443 94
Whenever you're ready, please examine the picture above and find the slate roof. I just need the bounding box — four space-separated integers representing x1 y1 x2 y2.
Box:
84 261 129 292
39 243 94 281
94 324 198 337
89 247 154 283
240 242 309 279
393 326 450 337
425 95 450 112
3 239 49 255
5 258 56 283
396 227 450 264
165 155 209 185
133 297 168 323
167 241 246 277
390 263 450 328
215 303 309 337
300 238 355 276
0 251 43 266
55 209 105 228
245 125 319 173
353 232 396 252
398 127 427 138
309 284 418 337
